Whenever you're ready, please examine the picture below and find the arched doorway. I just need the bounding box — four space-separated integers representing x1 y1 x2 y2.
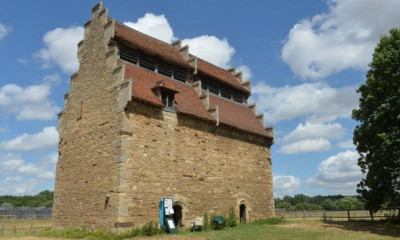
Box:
172 205 182 228
239 204 246 223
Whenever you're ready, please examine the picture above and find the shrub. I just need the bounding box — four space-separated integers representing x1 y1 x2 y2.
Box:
139 221 163 236
203 212 210 231
225 206 237 227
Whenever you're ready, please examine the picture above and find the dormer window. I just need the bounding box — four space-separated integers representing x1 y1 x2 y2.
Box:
152 80 179 111
161 90 175 108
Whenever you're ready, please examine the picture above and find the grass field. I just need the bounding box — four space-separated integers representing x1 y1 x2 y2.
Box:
1 219 400 240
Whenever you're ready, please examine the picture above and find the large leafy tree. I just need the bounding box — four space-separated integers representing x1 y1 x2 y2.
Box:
352 28 400 211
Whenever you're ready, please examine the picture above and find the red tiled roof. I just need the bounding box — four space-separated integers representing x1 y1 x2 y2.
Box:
124 62 215 122
114 21 269 138
209 95 271 138
114 21 191 69
197 58 250 94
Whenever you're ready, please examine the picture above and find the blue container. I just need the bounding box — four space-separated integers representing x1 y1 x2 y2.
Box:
159 198 165 230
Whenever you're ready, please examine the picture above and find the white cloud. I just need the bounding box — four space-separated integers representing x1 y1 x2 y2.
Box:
124 13 237 69
36 26 84 74
281 0 400 79
237 65 252 81
274 174 301 195
0 152 58 195
43 73 61 85
0 83 60 120
182 35 235 68
0 22 11 40
0 154 24 172
0 176 37 195
282 122 345 143
307 150 363 194
251 82 358 123
124 13 175 43
0 127 58 151
278 138 331 154
278 122 345 154
338 139 355 149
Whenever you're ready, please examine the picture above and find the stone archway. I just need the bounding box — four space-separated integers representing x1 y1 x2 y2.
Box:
236 198 251 223
171 195 188 228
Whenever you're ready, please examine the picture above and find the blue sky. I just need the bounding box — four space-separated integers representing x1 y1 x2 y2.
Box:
1 0 399 197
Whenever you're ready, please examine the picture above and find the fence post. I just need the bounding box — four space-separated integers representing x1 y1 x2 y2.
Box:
30 219 33 232
1 217 4 233
283 209 285 219
323 210 326 222
303 210 306 219
347 210 350 222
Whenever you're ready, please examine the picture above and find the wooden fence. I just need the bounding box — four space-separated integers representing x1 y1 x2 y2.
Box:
275 209 399 222
0 218 52 235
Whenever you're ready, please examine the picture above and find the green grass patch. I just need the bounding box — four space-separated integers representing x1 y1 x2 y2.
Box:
32 220 164 240
252 217 285 225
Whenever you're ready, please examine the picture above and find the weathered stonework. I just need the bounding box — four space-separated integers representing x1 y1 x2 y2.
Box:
53 2 274 231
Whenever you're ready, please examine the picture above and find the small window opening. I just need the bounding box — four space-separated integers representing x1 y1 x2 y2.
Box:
77 101 83 121
161 91 174 108
172 205 183 228
152 80 179 111
240 204 246 223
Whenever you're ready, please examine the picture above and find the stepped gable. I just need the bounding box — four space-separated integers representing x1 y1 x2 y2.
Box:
196 58 250 94
124 63 215 122
113 21 192 68
209 95 271 138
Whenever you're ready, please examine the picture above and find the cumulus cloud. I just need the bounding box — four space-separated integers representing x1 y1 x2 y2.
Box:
182 36 235 68
307 150 363 194
0 127 58 151
124 13 175 43
281 0 400 79
124 13 236 69
278 122 345 154
237 65 252 81
251 82 358 124
0 176 37 195
282 122 345 143
274 174 301 195
0 152 58 195
278 138 331 154
0 22 11 40
36 26 84 74
0 83 60 120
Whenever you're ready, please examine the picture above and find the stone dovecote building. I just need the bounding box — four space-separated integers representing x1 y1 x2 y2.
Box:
53 2 275 231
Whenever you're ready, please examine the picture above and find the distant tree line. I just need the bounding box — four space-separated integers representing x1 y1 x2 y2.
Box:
0 190 53 207
275 194 365 211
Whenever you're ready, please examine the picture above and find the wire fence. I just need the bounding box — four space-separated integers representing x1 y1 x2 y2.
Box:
275 209 399 222
0 207 52 219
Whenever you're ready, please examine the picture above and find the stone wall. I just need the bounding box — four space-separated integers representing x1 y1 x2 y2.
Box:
53 3 124 230
120 100 274 227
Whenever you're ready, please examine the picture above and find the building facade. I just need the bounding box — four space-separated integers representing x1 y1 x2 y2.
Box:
53 2 275 231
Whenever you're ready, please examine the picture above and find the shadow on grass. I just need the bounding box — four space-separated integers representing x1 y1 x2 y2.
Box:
324 220 400 238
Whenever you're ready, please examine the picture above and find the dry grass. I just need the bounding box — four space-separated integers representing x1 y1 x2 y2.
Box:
0 219 52 238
